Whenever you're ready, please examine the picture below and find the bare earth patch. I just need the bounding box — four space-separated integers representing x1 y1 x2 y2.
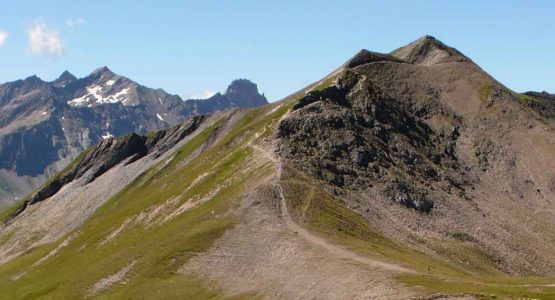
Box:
182 182 416 299
87 260 136 298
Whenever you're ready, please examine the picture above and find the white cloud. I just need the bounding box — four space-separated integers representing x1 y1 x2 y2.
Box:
27 21 64 58
0 30 7 47
185 90 216 99
66 18 85 27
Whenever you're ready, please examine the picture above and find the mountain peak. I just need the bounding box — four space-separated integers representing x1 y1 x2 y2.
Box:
225 79 258 95
90 66 115 76
391 35 470 66
419 34 438 41
223 79 268 107
24 74 43 82
53 71 77 87
57 70 76 80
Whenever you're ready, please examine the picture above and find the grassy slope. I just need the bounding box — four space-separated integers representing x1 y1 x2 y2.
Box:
0 104 290 299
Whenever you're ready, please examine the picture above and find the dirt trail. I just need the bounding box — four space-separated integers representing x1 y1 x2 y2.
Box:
251 144 414 274
251 143 555 289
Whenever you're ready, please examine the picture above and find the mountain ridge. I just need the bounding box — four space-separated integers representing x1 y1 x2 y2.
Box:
0 68 268 204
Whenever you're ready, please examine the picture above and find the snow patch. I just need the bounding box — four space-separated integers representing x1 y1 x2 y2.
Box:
158 97 163 105
102 132 114 139
68 85 130 107
156 113 164 121
41 111 47 115
106 79 116 86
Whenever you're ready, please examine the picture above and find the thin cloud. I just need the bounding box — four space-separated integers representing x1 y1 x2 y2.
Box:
66 18 85 27
0 30 7 47
27 20 64 58
184 90 216 99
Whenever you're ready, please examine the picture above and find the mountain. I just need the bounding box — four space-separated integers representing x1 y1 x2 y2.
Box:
1 36 555 299
0 69 267 205
186 79 268 114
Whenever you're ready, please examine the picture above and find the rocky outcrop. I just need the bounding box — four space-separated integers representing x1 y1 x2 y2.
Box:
523 91 555 119
18 115 205 214
224 79 268 108
279 70 466 213
25 133 146 207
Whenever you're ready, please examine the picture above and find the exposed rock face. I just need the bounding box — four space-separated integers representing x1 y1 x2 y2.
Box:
523 91 555 119
224 79 268 108
16 115 205 217
279 71 464 213
0 69 267 204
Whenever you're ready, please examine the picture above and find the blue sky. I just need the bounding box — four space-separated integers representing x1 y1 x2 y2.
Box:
0 1 553 101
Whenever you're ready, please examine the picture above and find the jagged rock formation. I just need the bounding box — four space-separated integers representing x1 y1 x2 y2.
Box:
0 69 267 204
23 116 205 209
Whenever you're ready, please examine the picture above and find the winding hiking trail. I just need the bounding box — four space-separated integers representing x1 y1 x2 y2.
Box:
251 143 414 274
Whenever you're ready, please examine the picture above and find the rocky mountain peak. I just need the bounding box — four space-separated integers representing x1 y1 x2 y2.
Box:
23 75 44 83
13 75 47 91
224 79 267 107
89 66 117 81
56 71 77 81
391 35 470 66
53 71 77 87
91 66 113 75
225 79 258 95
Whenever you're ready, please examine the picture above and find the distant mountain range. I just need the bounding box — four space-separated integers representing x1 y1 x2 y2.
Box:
0 67 267 204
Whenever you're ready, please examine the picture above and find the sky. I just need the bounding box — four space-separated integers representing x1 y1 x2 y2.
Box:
0 0 553 101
